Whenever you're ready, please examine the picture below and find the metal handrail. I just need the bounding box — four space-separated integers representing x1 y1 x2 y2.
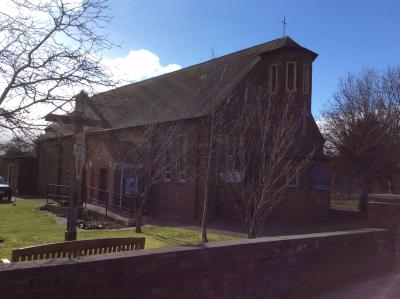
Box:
46 184 71 207
85 185 137 220
46 184 137 221
48 184 71 189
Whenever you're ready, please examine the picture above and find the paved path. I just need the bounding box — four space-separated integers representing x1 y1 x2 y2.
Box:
312 271 400 299
84 202 247 237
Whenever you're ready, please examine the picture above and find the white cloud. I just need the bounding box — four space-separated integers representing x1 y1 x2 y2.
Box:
103 49 182 84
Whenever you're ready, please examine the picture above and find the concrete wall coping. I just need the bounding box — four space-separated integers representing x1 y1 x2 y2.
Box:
370 201 400 205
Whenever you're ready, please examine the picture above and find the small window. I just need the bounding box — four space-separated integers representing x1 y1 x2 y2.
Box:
303 64 310 95
286 62 297 92
268 64 278 93
226 168 241 183
176 135 188 182
225 143 241 183
225 157 242 183
163 142 172 182
287 167 299 187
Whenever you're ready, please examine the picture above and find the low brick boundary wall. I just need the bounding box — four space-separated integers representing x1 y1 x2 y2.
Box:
0 228 393 299
369 199 400 265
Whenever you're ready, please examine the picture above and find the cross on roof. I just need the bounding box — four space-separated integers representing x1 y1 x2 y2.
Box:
282 16 288 37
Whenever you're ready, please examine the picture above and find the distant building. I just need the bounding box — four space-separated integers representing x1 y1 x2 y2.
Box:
0 153 37 195
37 36 330 222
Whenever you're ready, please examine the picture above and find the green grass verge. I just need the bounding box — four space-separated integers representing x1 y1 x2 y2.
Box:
0 199 238 260
330 198 360 212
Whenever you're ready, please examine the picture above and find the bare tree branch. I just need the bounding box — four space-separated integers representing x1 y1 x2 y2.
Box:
0 0 117 137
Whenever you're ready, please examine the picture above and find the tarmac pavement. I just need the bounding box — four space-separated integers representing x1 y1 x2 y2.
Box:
312 271 400 299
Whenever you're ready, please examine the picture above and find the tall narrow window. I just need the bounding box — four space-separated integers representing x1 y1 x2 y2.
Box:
176 135 188 182
224 138 241 183
286 62 297 92
226 157 241 183
268 64 278 93
164 142 172 182
287 167 299 188
303 64 310 95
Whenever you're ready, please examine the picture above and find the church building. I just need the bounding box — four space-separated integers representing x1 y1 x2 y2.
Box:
36 36 330 223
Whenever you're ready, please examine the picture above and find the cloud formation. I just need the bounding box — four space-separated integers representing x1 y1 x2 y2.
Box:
103 49 182 84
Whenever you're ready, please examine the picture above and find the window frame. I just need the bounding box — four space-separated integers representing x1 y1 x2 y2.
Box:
224 137 242 183
268 64 278 94
303 64 310 95
176 135 188 183
163 141 173 182
286 61 297 92
287 167 299 188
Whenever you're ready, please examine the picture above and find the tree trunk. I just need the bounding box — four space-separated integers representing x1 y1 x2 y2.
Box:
135 199 143 233
201 121 215 243
359 183 369 213
201 182 210 243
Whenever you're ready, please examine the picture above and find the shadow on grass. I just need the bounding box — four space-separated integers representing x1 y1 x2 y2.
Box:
142 232 203 248
330 208 366 221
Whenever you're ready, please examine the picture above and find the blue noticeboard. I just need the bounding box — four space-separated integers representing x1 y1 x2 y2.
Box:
310 164 331 191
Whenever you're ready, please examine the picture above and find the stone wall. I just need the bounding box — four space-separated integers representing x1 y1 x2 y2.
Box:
0 228 393 299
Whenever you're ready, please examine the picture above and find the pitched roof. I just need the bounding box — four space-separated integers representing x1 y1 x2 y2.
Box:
42 36 317 138
85 36 317 132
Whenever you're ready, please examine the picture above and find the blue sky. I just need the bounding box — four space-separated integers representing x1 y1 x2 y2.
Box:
104 0 400 117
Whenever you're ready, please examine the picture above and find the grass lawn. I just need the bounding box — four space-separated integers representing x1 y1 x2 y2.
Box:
331 197 360 212
0 199 239 260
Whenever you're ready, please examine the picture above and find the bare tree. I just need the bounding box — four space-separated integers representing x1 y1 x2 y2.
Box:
0 0 116 137
0 136 34 156
111 121 179 233
221 82 314 238
322 67 400 211
200 51 227 243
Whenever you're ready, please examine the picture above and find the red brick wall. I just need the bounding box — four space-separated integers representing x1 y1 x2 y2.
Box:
37 136 74 195
84 112 329 223
5 157 38 195
36 47 329 223
368 198 400 264
85 120 204 219
0 228 393 299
